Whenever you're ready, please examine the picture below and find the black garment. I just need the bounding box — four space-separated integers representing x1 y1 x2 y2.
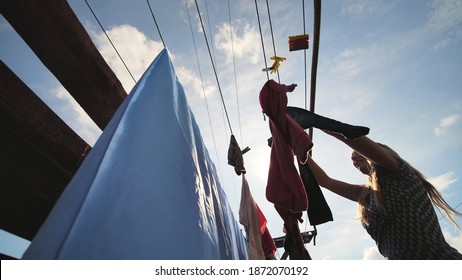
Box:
265 106 369 225
286 106 370 139
287 106 369 225
298 162 333 225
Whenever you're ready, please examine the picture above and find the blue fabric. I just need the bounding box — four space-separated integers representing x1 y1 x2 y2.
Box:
23 49 248 260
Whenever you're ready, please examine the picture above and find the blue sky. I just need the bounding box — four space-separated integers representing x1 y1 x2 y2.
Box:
1 0 461 260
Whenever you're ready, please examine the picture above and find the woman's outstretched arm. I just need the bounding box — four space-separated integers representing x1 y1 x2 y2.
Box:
306 157 367 202
324 132 399 175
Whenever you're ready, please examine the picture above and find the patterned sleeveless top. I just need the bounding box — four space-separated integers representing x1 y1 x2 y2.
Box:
361 155 462 259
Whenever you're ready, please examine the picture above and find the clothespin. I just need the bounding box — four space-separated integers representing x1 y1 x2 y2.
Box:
262 66 275 72
269 56 286 74
241 146 251 155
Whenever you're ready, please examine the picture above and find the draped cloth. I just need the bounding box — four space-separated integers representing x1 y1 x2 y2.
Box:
259 79 312 260
23 49 247 260
259 80 313 213
239 174 277 260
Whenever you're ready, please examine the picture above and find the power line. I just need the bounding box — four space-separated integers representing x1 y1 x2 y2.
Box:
254 0 269 81
194 0 234 136
439 202 462 221
227 0 243 145
265 0 281 83
185 0 224 190
84 0 137 84
204 0 218 68
146 0 166 48
203 0 232 138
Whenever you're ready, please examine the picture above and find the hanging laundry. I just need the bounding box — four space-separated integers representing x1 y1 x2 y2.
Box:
276 206 311 260
259 79 313 260
288 34 309 51
261 227 277 259
259 79 312 212
286 106 370 139
285 106 369 226
239 174 276 260
298 162 333 226
22 49 247 260
227 135 246 175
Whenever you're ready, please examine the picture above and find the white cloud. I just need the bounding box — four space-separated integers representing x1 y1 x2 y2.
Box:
443 229 462 253
50 85 101 145
427 0 462 32
176 65 216 99
329 48 365 78
434 114 461 136
91 24 164 92
362 246 386 260
214 20 261 65
427 0 462 50
341 0 379 16
427 171 458 193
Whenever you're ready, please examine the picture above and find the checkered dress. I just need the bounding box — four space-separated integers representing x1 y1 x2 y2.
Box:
361 156 462 259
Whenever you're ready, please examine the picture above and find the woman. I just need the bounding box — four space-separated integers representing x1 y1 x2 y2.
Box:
306 132 462 259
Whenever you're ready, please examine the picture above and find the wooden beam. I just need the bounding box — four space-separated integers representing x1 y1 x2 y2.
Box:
0 0 127 130
0 61 91 240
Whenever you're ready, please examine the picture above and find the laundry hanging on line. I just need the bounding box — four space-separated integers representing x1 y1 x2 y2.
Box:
259 79 312 260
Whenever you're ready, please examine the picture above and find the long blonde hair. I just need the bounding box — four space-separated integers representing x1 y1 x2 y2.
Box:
357 146 461 228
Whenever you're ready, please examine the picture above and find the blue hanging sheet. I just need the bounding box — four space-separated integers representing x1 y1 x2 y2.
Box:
23 49 248 260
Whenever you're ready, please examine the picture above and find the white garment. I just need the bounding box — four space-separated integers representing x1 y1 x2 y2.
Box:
239 174 265 260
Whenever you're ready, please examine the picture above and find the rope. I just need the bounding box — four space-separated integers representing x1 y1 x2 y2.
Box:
309 0 321 140
185 0 224 191
254 0 269 81
194 0 234 136
146 0 166 48
265 0 281 83
84 0 137 84
439 202 462 221
204 0 218 67
227 0 243 145
203 0 230 137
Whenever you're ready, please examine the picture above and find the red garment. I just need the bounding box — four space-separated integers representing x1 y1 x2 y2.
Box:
259 79 313 213
261 227 277 259
256 204 277 259
239 174 277 260
275 205 311 260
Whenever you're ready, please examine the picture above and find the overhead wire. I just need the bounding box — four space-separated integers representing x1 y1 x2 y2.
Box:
187 0 240 209
439 202 462 221
227 0 244 146
265 0 281 83
184 0 225 194
83 0 137 84
146 0 166 48
203 0 231 139
194 0 234 136
200 0 239 205
204 0 218 69
254 0 270 81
